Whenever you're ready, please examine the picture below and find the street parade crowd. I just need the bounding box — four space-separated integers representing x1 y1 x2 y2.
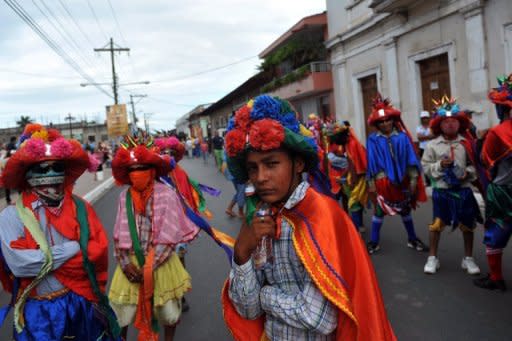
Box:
0 73 509 340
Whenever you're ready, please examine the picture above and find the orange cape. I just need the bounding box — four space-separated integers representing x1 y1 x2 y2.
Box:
222 187 396 340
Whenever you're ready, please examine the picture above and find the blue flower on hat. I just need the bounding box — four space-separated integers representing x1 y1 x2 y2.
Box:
227 116 236 131
304 136 318 152
279 112 300 133
250 95 281 121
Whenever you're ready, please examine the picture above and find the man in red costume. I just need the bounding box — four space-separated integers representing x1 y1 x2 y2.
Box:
222 95 396 340
327 121 368 231
0 124 120 340
474 74 512 291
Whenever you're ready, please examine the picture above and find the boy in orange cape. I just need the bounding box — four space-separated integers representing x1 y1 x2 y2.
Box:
222 95 396 340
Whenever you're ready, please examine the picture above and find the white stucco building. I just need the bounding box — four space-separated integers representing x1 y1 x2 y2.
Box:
326 0 512 141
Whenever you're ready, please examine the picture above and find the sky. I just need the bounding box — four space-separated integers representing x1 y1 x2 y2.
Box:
0 0 326 132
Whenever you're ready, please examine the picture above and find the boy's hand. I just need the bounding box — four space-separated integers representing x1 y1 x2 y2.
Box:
441 158 454 168
122 263 142 283
234 216 276 265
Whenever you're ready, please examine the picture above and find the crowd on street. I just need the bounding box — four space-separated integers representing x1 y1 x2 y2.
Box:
0 74 510 340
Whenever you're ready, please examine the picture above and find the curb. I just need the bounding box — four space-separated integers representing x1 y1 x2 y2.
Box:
83 177 115 204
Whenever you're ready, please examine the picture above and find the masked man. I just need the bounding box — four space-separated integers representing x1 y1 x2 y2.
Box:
0 124 120 340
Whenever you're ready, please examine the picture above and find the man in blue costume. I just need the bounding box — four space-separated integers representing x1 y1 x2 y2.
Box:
366 94 428 254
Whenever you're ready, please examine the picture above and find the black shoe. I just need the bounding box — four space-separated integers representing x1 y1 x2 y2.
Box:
473 274 507 292
367 242 381 255
407 238 429 252
182 297 190 312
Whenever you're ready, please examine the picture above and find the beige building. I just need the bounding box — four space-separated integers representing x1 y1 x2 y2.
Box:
326 0 512 141
0 121 109 145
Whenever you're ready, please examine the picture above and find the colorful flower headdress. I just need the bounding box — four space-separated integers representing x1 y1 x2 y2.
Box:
489 74 512 120
154 136 185 162
112 132 171 185
367 93 401 126
489 74 512 106
430 96 469 135
432 95 461 117
2 123 91 190
224 94 319 182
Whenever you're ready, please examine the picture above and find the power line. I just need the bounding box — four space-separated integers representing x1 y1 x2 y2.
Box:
85 0 108 41
106 0 127 47
106 0 138 79
0 67 82 79
31 0 99 72
145 95 197 107
4 0 113 99
57 0 97 50
151 55 258 84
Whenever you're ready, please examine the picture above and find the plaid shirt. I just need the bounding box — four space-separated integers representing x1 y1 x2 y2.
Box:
229 182 338 340
114 196 173 269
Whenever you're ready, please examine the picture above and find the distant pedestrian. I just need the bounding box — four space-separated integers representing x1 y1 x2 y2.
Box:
212 131 224 171
416 110 434 158
4 136 17 205
200 140 208 163
222 151 245 218
185 137 193 158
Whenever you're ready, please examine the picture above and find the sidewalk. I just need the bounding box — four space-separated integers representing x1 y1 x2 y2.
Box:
0 168 114 211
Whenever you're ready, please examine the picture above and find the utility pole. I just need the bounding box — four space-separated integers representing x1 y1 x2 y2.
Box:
144 112 153 133
129 94 147 131
64 113 75 138
94 38 130 105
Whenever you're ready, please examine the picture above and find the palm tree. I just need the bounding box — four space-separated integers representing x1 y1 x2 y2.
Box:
16 115 34 129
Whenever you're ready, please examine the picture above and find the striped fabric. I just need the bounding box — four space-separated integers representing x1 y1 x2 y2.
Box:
114 182 199 249
229 182 338 340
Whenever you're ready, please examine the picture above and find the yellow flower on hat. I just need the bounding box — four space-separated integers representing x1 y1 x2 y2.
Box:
31 129 49 142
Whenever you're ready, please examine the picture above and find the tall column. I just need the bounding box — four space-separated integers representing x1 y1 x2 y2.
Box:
461 1 490 127
333 60 349 121
383 37 401 109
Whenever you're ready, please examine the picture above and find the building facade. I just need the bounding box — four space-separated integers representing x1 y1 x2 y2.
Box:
259 12 335 122
326 0 512 141
0 121 109 145
174 104 211 139
202 72 272 136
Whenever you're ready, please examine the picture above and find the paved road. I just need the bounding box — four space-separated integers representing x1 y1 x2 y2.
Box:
175 157 512 341
1 156 511 340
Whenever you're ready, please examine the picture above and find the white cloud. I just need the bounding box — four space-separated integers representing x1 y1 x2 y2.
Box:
0 0 326 133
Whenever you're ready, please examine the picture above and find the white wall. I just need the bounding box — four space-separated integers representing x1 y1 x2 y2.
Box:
328 0 512 141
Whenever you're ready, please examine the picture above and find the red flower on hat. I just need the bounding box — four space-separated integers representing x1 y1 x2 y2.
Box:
235 105 251 130
249 119 285 151
225 129 246 157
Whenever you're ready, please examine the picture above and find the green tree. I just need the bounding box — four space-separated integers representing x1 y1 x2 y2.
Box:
16 115 34 129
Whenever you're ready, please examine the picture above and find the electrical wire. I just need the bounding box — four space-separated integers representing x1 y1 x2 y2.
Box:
4 0 113 99
85 0 108 41
32 0 99 72
150 55 258 84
